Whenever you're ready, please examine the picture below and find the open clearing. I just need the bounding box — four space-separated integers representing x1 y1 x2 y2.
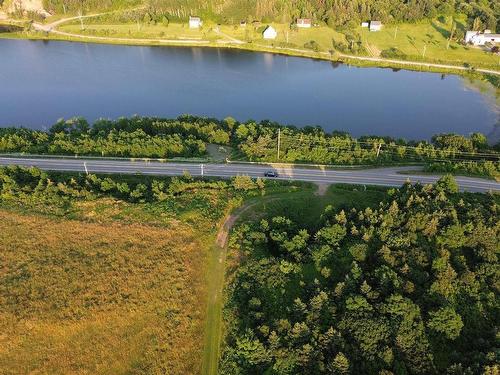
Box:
359 18 500 68
0 209 208 375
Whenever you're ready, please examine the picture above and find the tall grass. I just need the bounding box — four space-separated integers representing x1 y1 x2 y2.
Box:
0 210 207 374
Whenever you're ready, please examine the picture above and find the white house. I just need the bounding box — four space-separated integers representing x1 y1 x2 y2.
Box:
189 16 202 29
361 22 369 28
465 30 500 46
263 25 277 40
296 18 312 28
370 21 382 32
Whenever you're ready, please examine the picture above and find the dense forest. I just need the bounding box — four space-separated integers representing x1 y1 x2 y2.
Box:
1 116 499 177
41 0 499 32
221 177 499 374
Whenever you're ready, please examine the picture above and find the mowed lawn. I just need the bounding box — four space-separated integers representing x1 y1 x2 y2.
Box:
360 18 499 68
0 209 207 375
57 19 499 69
59 22 220 40
222 23 346 50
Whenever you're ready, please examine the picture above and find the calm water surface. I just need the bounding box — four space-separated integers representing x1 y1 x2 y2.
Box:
0 39 498 140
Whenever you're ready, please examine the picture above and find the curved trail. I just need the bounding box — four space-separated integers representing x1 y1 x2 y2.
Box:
203 196 280 375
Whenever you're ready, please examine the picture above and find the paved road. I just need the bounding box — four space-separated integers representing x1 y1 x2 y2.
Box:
1 156 498 193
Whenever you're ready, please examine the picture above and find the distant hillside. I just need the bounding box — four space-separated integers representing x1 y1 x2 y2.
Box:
41 0 499 31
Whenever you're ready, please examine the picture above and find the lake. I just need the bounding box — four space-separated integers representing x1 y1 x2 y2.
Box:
0 39 498 140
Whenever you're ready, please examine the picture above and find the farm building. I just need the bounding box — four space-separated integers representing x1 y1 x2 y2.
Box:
189 16 202 29
370 21 382 32
465 31 500 46
361 22 369 28
263 25 277 40
296 18 312 28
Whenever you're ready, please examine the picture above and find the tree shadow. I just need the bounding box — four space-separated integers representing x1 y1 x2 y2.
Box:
454 19 467 33
431 21 450 40
425 33 439 46
406 35 421 55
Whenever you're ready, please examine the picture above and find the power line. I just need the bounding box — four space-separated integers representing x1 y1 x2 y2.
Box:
276 134 500 160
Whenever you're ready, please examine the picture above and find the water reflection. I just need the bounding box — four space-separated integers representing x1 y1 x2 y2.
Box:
0 39 497 141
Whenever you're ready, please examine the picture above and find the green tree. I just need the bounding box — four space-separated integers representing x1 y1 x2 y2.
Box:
232 175 257 191
330 352 350 374
436 174 459 194
427 307 464 340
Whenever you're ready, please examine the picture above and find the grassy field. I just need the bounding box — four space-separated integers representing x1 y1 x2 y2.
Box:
59 22 220 41
359 18 500 68
0 167 315 375
0 208 208 374
236 183 388 231
219 23 346 49
53 18 500 71
2 15 499 81
58 21 347 50
0 172 234 375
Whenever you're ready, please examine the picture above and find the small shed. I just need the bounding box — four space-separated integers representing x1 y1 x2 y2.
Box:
361 22 369 28
263 25 277 40
370 21 382 32
189 16 202 29
296 18 312 28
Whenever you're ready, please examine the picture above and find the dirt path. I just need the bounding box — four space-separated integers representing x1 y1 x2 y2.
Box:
32 7 144 31
214 28 245 45
216 201 261 247
30 10 211 45
3 4 499 76
40 28 209 44
254 43 500 76
315 183 330 196
202 197 280 375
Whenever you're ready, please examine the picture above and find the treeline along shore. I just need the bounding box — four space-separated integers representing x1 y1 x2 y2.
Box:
1 115 499 178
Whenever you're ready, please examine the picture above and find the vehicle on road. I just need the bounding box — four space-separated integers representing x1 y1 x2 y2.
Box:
264 171 279 177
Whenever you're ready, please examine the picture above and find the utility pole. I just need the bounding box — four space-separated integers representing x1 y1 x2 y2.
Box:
394 26 398 40
78 10 84 30
83 162 88 175
422 44 427 58
447 20 455 50
277 128 281 161
376 143 382 157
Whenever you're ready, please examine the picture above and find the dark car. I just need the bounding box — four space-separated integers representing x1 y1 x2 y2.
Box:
264 171 279 177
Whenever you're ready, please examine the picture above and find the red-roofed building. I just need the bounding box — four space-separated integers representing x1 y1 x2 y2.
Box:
296 18 312 28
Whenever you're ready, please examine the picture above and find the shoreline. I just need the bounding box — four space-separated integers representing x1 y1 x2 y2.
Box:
1 29 500 85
